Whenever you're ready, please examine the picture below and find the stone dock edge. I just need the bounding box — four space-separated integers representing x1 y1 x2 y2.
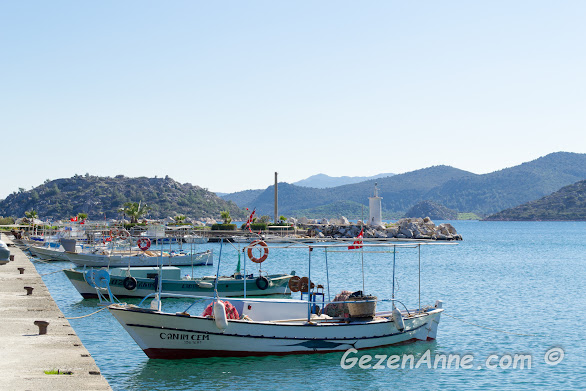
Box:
0 232 112 390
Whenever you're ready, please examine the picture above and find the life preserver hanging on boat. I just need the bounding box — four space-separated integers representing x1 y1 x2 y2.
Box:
288 276 301 292
298 277 315 293
123 276 137 291
137 238 151 251
118 229 130 239
255 276 269 290
247 240 269 263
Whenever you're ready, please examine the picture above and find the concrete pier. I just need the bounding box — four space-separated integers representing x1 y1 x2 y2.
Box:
0 233 111 390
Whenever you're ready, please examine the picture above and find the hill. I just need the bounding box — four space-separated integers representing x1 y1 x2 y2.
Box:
403 200 458 220
484 180 586 221
0 175 245 221
221 152 586 218
292 173 395 188
425 152 586 215
224 165 474 216
219 189 263 207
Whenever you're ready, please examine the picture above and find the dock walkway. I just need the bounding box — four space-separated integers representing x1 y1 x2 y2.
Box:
0 232 111 390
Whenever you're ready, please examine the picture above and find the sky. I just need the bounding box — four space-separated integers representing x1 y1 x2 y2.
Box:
1 1 585 199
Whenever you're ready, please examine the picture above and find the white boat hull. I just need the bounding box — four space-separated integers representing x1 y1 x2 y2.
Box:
108 304 442 359
66 250 213 267
28 245 71 261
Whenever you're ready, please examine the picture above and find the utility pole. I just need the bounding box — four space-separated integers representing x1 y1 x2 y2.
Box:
274 172 278 223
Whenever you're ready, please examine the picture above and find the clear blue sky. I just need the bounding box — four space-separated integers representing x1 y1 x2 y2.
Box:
1 1 585 199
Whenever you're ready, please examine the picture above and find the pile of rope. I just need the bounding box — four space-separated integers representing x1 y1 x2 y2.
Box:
323 290 352 317
202 300 239 320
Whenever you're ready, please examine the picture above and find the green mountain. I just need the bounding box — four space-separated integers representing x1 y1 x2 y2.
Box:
224 165 474 216
0 175 245 221
219 189 264 209
403 200 458 220
222 152 586 218
484 180 586 221
290 200 402 220
425 152 586 215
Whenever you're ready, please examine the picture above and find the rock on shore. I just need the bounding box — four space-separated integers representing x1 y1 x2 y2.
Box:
306 217 462 241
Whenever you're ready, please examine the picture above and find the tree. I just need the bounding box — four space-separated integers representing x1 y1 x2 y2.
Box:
120 201 151 224
24 209 38 223
220 211 232 224
77 213 88 221
279 215 287 223
24 210 38 235
174 215 186 225
258 215 271 224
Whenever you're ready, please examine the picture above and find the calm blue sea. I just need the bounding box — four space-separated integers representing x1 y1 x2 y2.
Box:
34 221 586 390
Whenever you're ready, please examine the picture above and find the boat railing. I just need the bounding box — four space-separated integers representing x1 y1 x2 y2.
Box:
136 292 411 315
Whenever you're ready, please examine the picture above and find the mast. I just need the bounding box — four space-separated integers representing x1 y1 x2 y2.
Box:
274 172 278 224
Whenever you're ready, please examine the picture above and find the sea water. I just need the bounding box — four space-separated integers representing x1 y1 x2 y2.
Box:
34 221 586 390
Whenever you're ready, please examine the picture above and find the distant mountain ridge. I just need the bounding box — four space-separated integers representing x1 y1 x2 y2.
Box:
0 175 245 221
219 189 264 209
484 180 586 221
292 173 395 188
223 165 475 218
221 152 586 219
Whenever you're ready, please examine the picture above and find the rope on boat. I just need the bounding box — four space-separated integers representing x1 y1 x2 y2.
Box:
65 306 110 320
442 312 547 337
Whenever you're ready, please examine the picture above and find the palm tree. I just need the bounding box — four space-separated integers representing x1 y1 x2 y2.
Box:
77 213 88 221
24 210 38 235
220 211 232 225
174 215 186 225
24 209 38 222
120 201 151 224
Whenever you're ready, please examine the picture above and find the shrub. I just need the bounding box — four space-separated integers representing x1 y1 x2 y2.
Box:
211 223 237 230
0 217 15 225
240 223 267 230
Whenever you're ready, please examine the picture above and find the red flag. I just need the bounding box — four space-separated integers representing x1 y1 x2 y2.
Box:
348 228 364 250
245 208 256 233
70 216 78 222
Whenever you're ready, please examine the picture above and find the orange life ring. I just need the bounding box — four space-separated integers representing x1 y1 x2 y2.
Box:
247 240 269 263
137 238 151 251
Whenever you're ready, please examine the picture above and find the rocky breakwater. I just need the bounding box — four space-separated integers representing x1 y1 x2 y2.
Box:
307 217 462 241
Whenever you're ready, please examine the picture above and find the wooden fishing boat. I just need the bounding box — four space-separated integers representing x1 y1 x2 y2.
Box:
64 267 293 299
65 249 213 267
109 297 443 359
108 241 452 359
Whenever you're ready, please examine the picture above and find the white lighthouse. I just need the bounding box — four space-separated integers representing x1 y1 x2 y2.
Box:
369 182 383 226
